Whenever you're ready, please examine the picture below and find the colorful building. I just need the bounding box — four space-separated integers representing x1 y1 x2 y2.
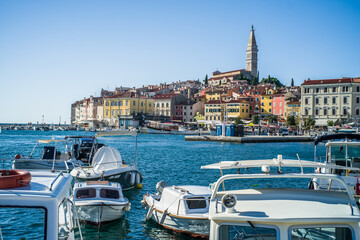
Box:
272 92 286 119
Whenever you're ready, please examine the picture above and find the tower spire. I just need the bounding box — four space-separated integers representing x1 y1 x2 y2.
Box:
246 25 258 78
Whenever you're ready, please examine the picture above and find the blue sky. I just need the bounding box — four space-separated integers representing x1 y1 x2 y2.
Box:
1 0 359 123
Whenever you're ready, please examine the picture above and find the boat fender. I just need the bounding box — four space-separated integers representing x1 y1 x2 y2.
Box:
14 154 21 159
136 183 143 189
145 205 154 221
130 172 136 186
159 210 167 224
135 172 141 185
124 171 132 186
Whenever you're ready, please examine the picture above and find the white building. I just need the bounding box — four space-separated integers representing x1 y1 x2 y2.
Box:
301 77 360 126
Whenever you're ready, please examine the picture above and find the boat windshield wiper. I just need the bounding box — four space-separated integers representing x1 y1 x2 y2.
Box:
247 221 259 240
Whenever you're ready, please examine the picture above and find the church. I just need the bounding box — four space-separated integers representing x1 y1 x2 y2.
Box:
207 25 258 86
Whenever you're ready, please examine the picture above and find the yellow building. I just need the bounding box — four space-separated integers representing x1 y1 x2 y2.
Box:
103 92 154 127
204 100 222 121
285 101 301 121
260 89 274 115
225 100 250 120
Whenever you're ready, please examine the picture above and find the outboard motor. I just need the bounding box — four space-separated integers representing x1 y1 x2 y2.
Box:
156 180 169 195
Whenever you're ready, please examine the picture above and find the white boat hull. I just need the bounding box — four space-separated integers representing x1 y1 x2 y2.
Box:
76 203 128 225
143 200 209 238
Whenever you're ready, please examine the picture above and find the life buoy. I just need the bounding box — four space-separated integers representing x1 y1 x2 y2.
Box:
14 154 21 159
0 170 31 189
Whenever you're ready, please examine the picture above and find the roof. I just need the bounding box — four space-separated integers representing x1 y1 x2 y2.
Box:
302 77 360 86
152 93 180 99
315 133 360 145
212 69 245 76
225 99 248 104
205 100 222 104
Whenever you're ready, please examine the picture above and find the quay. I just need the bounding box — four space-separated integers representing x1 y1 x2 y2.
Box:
185 135 315 143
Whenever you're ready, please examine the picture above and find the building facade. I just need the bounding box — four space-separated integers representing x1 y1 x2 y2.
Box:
153 93 187 120
301 77 360 126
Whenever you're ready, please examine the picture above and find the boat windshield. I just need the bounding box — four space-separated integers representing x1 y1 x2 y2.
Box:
218 224 277 240
76 188 96 199
100 189 120 199
0 207 46 239
290 226 353 239
186 197 207 209
329 144 360 167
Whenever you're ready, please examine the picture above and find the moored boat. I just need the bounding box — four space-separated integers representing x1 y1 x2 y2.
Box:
74 181 130 225
142 181 211 238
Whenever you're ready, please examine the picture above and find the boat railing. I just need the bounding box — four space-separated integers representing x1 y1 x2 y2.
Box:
49 171 64 191
210 173 358 209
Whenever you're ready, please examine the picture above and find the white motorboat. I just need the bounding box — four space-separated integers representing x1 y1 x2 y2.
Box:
0 170 82 240
70 131 143 190
142 181 211 238
73 181 130 225
312 133 360 201
202 156 360 239
172 126 210 135
12 139 83 172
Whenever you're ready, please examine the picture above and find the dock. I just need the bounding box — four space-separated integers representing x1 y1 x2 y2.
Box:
185 135 315 143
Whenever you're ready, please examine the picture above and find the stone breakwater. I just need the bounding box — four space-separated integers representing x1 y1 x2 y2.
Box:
185 135 314 143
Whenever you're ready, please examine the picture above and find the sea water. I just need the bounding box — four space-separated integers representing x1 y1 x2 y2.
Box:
0 130 321 239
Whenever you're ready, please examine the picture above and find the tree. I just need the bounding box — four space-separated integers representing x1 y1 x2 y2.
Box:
204 74 208 85
234 116 243 125
291 78 294 87
251 115 259 124
334 118 341 126
303 118 316 130
327 120 334 126
259 75 284 88
268 115 278 124
286 116 296 126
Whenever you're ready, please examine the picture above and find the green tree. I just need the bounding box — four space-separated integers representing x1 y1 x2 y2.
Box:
260 75 284 88
268 115 278 124
291 78 294 87
286 116 296 126
327 120 334 126
234 116 243 125
334 118 341 126
251 115 259 124
204 74 208 85
303 118 316 130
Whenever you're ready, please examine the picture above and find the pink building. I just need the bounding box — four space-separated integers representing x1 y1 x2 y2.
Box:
272 92 286 119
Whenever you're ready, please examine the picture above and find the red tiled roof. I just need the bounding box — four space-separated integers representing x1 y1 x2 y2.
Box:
205 100 222 104
213 69 246 76
152 93 180 99
226 99 248 104
302 77 360 86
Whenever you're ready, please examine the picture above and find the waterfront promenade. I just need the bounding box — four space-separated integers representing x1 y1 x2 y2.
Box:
185 135 314 143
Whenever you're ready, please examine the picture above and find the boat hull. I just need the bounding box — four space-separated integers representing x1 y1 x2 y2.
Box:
143 201 209 238
76 204 128 225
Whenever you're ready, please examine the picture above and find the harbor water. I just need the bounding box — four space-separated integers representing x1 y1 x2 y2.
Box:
0 130 321 239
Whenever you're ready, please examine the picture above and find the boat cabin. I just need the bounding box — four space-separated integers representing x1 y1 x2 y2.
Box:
0 171 80 240
74 181 124 201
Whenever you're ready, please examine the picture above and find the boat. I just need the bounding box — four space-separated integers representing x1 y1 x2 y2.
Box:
73 180 130 225
202 155 360 239
12 139 83 172
172 126 210 135
65 135 105 163
70 131 143 190
142 181 211 238
311 133 360 201
0 170 82 240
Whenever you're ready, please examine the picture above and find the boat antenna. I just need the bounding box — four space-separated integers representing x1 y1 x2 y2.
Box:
297 153 304 174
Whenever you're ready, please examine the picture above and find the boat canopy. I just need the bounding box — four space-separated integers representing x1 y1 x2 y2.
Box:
92 146 123 171
314 133 360 145
96 130 137 137
201 158 359 171
37 139 64 144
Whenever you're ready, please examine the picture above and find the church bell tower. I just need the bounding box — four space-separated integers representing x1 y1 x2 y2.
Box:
246 25 258 78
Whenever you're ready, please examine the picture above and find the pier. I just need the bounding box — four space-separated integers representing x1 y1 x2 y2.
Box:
185 135 315 143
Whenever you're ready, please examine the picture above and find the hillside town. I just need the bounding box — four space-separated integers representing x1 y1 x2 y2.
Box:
71 26 360 132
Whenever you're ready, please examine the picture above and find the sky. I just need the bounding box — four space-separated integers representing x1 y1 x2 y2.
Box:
0 0 359 124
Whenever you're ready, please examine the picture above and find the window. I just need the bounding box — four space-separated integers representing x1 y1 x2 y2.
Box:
357 86 360 92
357 109 360 115
305 98 308 104
305 109 308 115
324 87 327 93
290 226 353 240
262 96 264 100
273 102 276 107
156 103 159 107
357 97 360 104
141 102 143 107
332 108 336 115
333 97 336 104
149 102 152 107
315 109 319 115
324 109 327 115
262 102 264 106
105 101 109 106
166 103 169 107
269 109 272 113
333 87 336 92
280 102 283 107
161 103 164 108
100 189 119 199
315 98 319 104
261 109 264 113
316 88 319 93
343 86 346 92
219 225 277 239
324 98 327 104
76 188 96 199
256 98 259 102
125 101 128 106
269 102 272 106
344 108 347 115
344 97 347 104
